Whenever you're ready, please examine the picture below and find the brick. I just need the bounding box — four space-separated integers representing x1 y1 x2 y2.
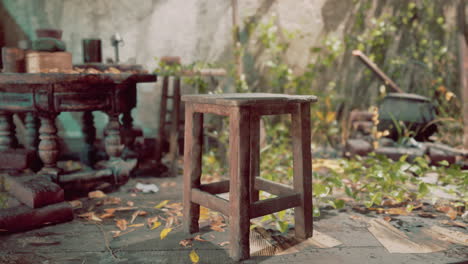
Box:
5 175 64 208
0 149 36 170
0 201 73 233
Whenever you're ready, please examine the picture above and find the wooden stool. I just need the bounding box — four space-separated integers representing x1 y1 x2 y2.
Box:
182 93 317 261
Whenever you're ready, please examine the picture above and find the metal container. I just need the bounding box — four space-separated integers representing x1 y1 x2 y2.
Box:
378 93 437 141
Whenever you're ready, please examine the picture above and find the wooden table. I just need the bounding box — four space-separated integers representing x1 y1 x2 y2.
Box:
0 72 156 180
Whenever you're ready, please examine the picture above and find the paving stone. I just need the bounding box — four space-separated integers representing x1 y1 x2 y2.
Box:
4 175 64 208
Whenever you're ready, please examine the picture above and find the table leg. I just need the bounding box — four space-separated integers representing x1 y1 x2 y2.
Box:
0 111 14 151
25 112 39 150
82 111 96 165
38 114 61 179
105 113 123 160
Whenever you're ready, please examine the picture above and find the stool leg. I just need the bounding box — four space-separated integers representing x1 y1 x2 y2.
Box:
183 103 203 234
228 107 251 261
292 102 313 240
249 114 260 203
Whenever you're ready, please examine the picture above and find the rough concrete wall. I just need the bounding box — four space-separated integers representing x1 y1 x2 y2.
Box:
1 0 347 137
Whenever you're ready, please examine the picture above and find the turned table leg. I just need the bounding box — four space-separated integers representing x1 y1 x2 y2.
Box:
105 113 123 160
0 111 14 151
38 114 61 179
25 112 39 150
82 111 96 165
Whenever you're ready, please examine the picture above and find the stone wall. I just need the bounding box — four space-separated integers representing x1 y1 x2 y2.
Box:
1 0 347 137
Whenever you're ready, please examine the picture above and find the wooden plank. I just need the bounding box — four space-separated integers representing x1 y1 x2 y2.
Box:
251 103 296 116
426 225 468 246
200 180 230 194
276 230 342 255
367 219 446 253
228 106 251 261
168 77 181 177
181 93 318 107
191 188 229 216
0 201 73 233
292 102 313 239
182 104 203 234
255 177 295 197
250 193 301 218
190 102 233 116
250 114 260 203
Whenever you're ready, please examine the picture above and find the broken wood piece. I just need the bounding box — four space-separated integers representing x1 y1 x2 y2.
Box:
276 230 342 255
426 225 468 246
367 218 446 253
0 201 73 233
4 174 64 208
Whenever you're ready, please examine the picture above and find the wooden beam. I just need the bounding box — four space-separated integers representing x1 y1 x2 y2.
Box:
200 180 230 194
250 193 301 218
254 177 295 197
191 188 230 216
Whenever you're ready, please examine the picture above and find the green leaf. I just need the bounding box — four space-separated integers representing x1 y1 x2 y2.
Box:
438 160 449 167
276 221 289 233
418 182 429 198
313 206 321 217
334 199 345 209
313 184 330 198
406 204 414 212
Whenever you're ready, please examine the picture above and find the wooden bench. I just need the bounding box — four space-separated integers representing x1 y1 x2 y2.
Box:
181 93 317 261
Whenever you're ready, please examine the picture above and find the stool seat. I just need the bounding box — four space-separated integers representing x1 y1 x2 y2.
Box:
182 93 316 261
182 93 317 106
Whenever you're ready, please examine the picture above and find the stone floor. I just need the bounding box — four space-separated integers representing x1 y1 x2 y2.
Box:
0 174 467 264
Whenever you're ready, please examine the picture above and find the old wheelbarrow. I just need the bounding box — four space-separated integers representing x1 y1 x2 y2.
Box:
353 50 437 141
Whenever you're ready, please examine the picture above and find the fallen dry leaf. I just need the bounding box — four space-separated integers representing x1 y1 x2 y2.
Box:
194 235 208 242
385 207 410 216
102 196 121 205
116 219 128 231
104 208 117 214
219 241 230 247
155 200 169 209
179 238 193 247
160 227 172 239
78 212 102 222
68 200 82 209
128 223 144 228
439 220 467 228
189 249 200 263
437 206 458 220
88 190 106 199
151 221 162 230
418 212 437 218
100 212 115 219
111 228 136 238
210 225 226 232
